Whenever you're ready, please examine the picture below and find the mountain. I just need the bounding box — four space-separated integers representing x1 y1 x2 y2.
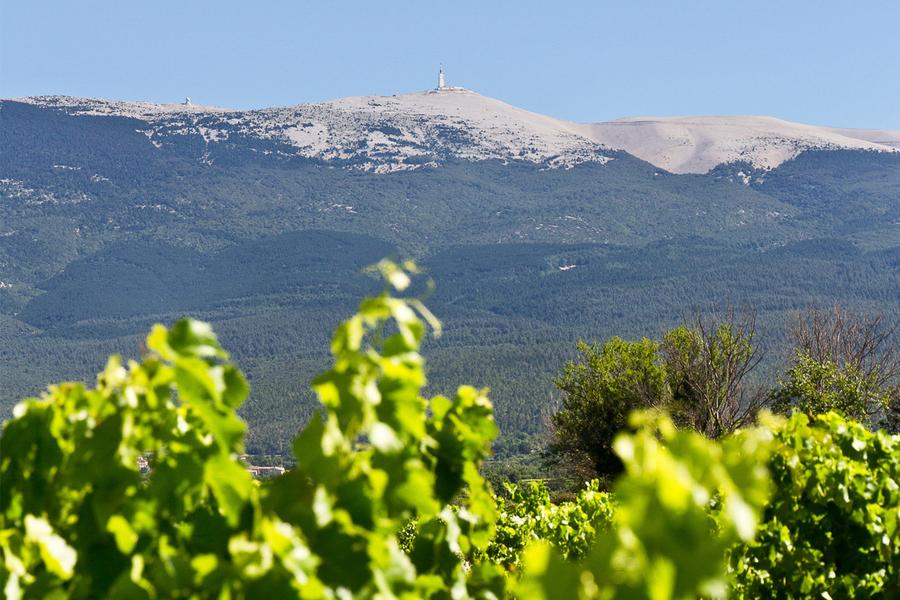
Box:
2 89 899 453
581 116 900 174
12 91 898 174
9 91 614 173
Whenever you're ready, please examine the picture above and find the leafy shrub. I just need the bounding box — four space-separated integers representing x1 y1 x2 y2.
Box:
549 338 669 480
771 354 891 422
516 411 775 599
486 480 614 568
1 318 260 598
729 412 900 598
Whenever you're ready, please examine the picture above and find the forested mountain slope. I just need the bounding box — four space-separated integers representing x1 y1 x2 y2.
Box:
2 94 898 452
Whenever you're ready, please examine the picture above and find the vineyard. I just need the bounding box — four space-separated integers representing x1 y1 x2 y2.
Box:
1 262 898 598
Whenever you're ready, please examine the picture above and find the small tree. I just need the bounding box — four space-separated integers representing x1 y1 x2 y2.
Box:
770 355 890 422
791 305 899 388
781 306 899 426
662 310 767 438
548 338 669 481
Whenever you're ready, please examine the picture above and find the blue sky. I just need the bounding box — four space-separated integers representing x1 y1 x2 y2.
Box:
2 1 898 128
